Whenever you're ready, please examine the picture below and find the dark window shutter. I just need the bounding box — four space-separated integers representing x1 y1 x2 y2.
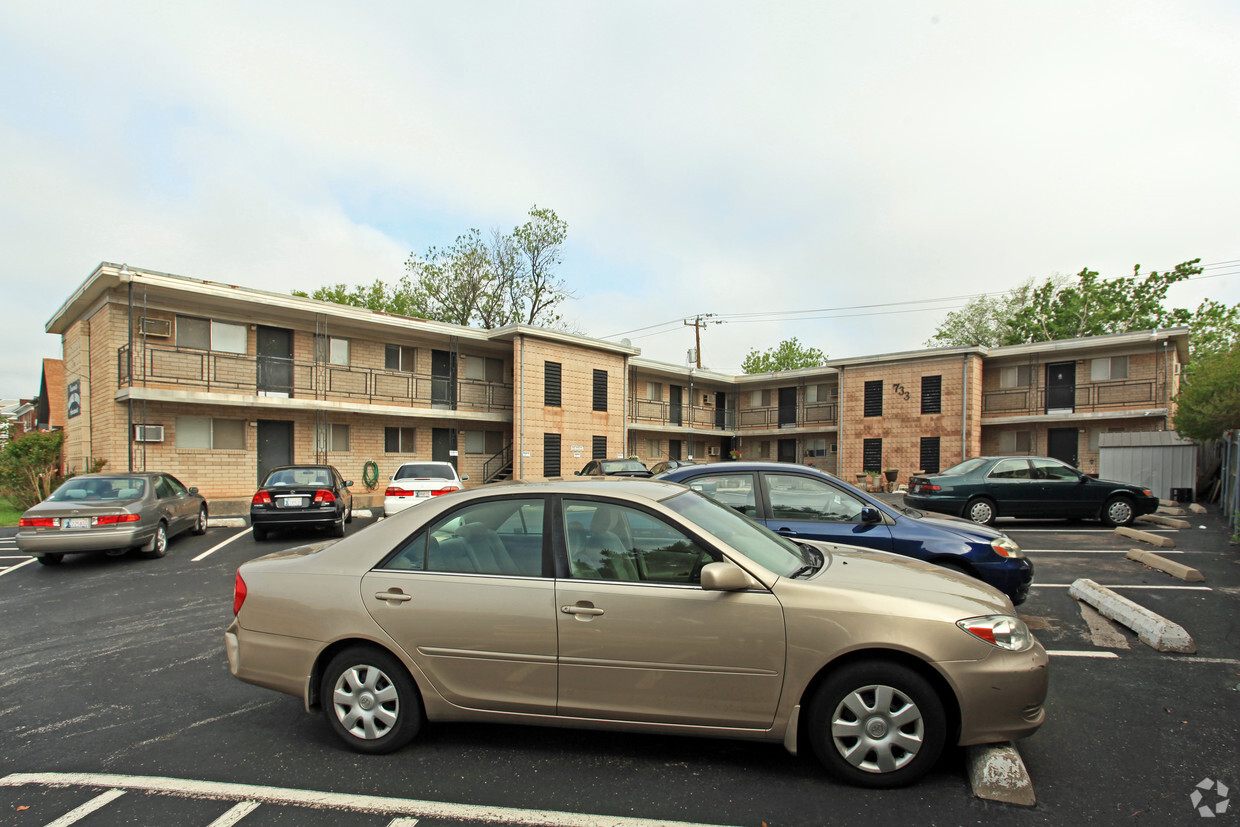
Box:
384 427 400 453
544 362 562 407
864 380 883 417
592 435 607 459
543 433 561 477
921 375 942 415
593 369 608 412
919 437 941 474
862 438 883 472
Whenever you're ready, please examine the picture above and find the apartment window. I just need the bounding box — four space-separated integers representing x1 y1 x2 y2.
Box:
998 430 1032 454
805 438 827 457
920 437 941 474
464 431 503 454
921 375 942 415
751 389 773 407
805 384 834 403
758 440 771 459
315 335 349 366
646 381 662 400
693 440 705 459
593 369 608 412
543 433 561 476
864 380 883 417
385 345 416 372
595 436 609 460
326 423 349 452
862 438 883 472
465 356 504 382
1000 365 1032 388
544 362 562 407
175 316 246 354
175 416 245 450
1091 356 1129 381
384 427 416 453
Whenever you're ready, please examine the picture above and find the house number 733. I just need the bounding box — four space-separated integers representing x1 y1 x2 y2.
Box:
891 383 911 401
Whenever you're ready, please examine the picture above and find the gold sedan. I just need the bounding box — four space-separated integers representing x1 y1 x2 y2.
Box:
225 479 1047 788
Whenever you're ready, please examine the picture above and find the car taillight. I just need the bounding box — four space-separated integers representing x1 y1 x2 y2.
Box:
313 489 336 503
94 514 141 526
431 486 460 496
252 491 272 505
384 487 407 497
19 517 57 527
915 483 941 493
233 571 247 616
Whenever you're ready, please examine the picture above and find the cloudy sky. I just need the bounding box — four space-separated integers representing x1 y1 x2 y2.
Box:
2 1 1238 397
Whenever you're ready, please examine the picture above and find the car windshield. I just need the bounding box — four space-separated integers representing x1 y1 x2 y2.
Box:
662 490 805 578
49 477 147 501
600 460 648 473
265 468 332 487
394 464 456 480
937 458 990 476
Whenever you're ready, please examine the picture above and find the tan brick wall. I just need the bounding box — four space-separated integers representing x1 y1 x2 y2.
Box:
981 417 1164 475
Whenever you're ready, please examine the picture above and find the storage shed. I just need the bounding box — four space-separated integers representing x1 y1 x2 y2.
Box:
1098 431 1198 502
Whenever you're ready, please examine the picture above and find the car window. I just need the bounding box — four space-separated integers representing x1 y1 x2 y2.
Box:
938 457 989 476
394 464 457 481
153 476 176 499
163 475 188 496
989 459 1032 479
767 473 866 523
679 473 757 517
383 498 543 577
662 490 804 578
1030 458 1079 481
50 477 147 501
563 499 714 585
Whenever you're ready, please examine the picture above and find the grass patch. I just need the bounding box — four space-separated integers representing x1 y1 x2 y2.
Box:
0 497 20 527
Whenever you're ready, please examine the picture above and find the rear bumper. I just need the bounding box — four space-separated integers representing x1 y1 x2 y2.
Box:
382 495 434 517
904 494 967 516
250 507 340 529
16 526 153 555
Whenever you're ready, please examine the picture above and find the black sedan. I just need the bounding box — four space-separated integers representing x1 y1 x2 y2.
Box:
574 459 653 478
905 456 1159 527
250 465 353 540
648 459 700 476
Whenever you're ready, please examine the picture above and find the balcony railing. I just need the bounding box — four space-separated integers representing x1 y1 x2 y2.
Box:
981 379 1165 416
119 344 513 413
630 398 838 431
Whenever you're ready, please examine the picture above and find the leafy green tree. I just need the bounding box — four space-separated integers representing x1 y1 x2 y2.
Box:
925 280 1038 347
741 338 828 374
1172 344 1240 440
0 430 66 511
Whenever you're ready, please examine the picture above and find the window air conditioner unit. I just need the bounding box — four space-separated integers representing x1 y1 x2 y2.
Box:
140 317 172 338
708 446 720 456
134 424 165 442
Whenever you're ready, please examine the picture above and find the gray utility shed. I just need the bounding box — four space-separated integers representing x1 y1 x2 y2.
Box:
1099 431 1198 502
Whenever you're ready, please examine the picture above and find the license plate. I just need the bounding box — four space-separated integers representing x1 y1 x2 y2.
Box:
63 518 90 529
415 491 430 498
279 497 308 508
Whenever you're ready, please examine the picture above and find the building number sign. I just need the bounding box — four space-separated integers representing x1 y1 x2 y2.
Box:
890 382 911 402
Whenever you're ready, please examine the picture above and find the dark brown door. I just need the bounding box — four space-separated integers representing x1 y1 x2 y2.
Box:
778 387 797 428
257 420 293 485
1046 362 1075 412
257 326 293 397
1048 428 1079 468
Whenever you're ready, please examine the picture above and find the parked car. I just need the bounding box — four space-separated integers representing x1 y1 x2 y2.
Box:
647 459 700 475
905 456 1160 527
226 478 1047 788
250 465 353 541
574 459 652 478
383 462 466 517
17 472 208 565
655 461 1032 605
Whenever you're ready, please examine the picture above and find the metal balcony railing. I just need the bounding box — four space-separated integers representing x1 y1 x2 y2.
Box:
981 379 1164 416
629 398 838 431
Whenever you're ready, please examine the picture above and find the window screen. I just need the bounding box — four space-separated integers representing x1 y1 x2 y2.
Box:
862 438 883 472
543 433 561 476
919 436 941 474
592 369 608 412
544 362 562 407
593 435 607 460
921 375 942 415
864 380 883 417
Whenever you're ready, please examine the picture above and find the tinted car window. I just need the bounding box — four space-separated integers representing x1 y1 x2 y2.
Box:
164 475 188 496
682 473 757 517
154 476 176 499
394 464 457 480
767 473 865 523
1031 458 1079 481
564 500 714 585
49 477 146 501
385 499 544 576
663 490 804 578
989 459 1031 479
939 457 989 476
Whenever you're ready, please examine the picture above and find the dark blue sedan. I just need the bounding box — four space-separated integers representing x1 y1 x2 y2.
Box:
656 461 1033 605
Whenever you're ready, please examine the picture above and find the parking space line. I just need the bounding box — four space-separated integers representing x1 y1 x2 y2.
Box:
1034 583 1211 591
206 800 261 826
192 529 250 562
1006 527 1177 533
0 557 37 577
1045 650 1120 658
1023 548 1185 554
45 788 126 826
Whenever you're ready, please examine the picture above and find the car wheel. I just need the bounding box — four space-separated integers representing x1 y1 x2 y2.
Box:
809 660 946 789
965 497 997 526
190 506 208 535
1101 496 1136 527
141 521 169 559
321 647 421 754
36 553 63 566
345 505 353 525
331 518 346 538
252 526 268 542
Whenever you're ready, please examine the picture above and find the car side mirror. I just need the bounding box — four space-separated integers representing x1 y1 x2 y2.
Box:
460 474 470 481
345 481 353 487
189 487 198 494
388 474 395 481
573 471 581 476
701 562 753 591
860 506 882 524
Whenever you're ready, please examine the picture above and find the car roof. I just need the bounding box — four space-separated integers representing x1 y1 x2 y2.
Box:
660 461 838 477
495 477 686 502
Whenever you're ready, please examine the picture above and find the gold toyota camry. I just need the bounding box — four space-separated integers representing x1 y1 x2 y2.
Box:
226 479 1047 788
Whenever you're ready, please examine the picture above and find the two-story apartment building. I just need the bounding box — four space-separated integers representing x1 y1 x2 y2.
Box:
45 263 1188 500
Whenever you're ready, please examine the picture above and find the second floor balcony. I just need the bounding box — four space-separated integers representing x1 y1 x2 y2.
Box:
981 377 1167 417
630 397 838 431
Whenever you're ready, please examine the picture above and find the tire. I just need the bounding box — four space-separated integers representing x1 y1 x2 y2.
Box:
252 525 268 541
141 521 169 559
808 660 947 789
1100 496 1136 527
190 506 208 536
36 553 63 566
321 646 421 754
331 518 346 538
964 497 997 526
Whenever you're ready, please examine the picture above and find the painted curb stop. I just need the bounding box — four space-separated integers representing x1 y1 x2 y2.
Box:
1137 514 1192 529
1188 503 1207 515
208 518 246 528
1125 549 1205 582
1114 526 1176 548
1068 578 1196 653
966 742 1036 806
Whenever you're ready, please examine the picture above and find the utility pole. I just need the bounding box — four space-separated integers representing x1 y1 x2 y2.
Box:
684 314 717 368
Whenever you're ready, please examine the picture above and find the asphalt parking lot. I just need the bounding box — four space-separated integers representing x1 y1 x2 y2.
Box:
1 504 1237 825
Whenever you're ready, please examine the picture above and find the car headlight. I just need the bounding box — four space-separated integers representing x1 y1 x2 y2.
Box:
957 615 1034 651
990 536 1023 559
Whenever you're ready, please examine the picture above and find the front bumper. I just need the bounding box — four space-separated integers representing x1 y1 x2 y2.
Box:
16 525 154 555
974 556 1035 606
941 640 1050 745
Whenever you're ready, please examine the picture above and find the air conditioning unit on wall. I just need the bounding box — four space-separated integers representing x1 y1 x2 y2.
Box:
140 317 172 337
708 446 720 456
134 424 165 442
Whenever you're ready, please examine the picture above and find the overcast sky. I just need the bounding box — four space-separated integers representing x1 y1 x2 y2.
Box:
2 1 1238 398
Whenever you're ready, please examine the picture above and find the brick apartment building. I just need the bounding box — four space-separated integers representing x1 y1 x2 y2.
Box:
44 263 1188 500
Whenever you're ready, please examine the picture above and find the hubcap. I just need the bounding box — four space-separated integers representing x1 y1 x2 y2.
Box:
1109 501 1132 523
970 502 992 523
332 664 399 741
831 684 924 774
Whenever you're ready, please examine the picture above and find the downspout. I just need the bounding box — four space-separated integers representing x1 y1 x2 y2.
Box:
837 366 844 475
518 334 525 479
125 267 134 472
961 355 969 463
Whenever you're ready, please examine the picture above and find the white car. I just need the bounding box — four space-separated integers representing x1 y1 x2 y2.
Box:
383 462 467 517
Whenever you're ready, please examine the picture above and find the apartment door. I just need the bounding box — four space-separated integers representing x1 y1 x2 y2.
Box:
777 438 797 464
778 387 797 428
1048 428 1079 468
432 427 457 470
1046 362 1076 413
715 391 727 429
431 349 454 406
668 440 682 461
256 420 293 485
669 385 683 427
257 326 293 397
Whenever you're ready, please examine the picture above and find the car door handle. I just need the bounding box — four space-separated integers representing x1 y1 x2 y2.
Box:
561 605 604 616
374 591 412 603
776 528 798 536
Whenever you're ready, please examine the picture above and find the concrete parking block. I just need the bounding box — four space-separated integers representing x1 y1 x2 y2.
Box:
1115 526 1176 548
1068 578 1196 653
1126 549 1205 582
1159 498 1177 508
351 509 373 518
966 742 1036 806
1138 514 1192 529
1189 503 1208 515
208 517 246 528
1155 506 1186 516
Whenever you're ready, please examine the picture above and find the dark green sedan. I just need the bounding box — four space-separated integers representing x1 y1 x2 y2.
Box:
905 456 1159 527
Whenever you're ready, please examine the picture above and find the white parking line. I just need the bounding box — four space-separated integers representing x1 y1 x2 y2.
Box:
206 800 261 826
1034 583 1211 590
1022 548 1185 554
1007 527 1177 533
0 772 737 827
0 557 37 577
192 529 250 562
1045 650 1120 659
45 789 126 826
